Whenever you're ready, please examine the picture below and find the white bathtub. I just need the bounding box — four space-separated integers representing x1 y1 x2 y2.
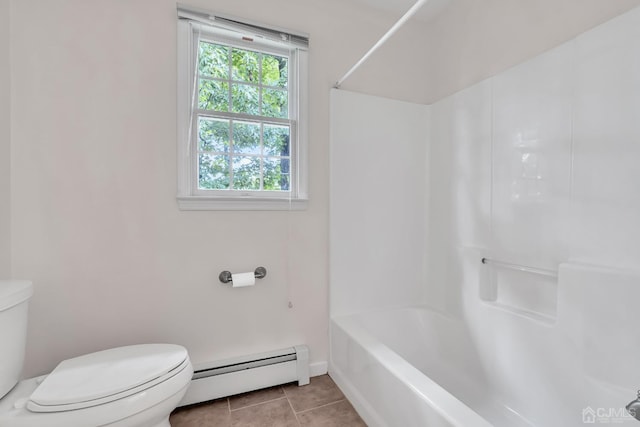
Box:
330 263 640 427
330 307 552 427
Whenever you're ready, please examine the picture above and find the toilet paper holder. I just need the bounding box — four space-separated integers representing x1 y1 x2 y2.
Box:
219 267 267 284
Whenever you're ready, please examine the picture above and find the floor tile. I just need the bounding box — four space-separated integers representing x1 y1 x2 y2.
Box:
230 397 299 427
170 398 231 427
229 386 285 410
283 375 345 413
170 375 365 427
298 400 367 427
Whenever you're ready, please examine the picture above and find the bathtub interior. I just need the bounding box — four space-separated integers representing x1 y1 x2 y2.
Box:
330 313 495 427
331 259 640 427
332 308 533 427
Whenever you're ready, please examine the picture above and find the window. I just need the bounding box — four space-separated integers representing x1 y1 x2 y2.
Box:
177 7 309 210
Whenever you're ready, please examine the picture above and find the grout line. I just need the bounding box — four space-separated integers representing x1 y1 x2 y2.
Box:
229 396 288 412
286 395 302 427
294 398 347 415
226 397 231 413
282 383 292 398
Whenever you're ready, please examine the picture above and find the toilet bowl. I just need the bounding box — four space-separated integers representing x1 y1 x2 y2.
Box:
0 281 194 427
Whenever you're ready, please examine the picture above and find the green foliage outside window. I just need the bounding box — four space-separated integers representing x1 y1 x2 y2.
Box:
197 41 290 191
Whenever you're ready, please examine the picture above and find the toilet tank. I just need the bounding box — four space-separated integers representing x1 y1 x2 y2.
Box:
0 281 33 399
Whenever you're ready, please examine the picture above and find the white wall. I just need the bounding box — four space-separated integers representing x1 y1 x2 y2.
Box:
9 0 433 377
0 0 10 278
421 0 640 103
329 89 429 317
332 13 431 105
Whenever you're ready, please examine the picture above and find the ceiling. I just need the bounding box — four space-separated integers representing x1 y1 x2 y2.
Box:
348 0 453 22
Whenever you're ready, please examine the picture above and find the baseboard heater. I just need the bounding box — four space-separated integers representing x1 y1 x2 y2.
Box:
179 345 309 406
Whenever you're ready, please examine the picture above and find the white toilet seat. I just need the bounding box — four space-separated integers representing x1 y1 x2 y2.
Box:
0 344 194 427
28 344 188 413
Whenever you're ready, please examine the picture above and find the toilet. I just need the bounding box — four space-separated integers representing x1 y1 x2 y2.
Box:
0 280 193 427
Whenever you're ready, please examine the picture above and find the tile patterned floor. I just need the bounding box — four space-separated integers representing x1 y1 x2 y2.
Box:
170 374 367 426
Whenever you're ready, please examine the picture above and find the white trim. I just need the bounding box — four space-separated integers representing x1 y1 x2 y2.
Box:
192 188 294 198
177 20 194 200
309 361 328 377
177 4 309 48
295 50 309 200
198 29 292 58
177 196 308 211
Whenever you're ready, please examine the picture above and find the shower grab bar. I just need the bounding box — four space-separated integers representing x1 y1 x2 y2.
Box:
481 258 557 278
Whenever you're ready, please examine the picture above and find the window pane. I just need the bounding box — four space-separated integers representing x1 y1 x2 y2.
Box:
263 124 289 156
199 79 229 111
262 54 288 88
233 121 260 155
232 156 261 190
262 88 288 118
232 48 259 83
199 42 229 79
263 158 290 191
199 118 230 152
231 83 259 115
199 154 230 189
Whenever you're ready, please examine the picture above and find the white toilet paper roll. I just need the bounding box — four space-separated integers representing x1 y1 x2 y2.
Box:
231 272 255 288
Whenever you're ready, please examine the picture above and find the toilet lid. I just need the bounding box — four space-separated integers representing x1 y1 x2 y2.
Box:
28 344 188 410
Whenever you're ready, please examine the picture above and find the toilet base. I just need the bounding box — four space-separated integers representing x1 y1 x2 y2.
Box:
104 384 188 427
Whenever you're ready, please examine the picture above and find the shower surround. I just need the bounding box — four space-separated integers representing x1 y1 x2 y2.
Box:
330 6 640 426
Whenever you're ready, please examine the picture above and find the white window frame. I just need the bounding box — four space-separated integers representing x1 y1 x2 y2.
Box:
177 9 309 211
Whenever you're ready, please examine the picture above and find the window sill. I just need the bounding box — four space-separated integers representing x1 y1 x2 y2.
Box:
177 196 308 211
